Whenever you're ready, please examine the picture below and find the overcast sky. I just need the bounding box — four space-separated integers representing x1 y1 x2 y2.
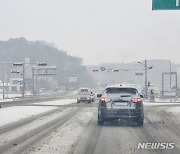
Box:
0 0 180 65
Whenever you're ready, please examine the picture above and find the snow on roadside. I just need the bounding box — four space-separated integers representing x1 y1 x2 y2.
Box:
33 99 76 106
0 107 73 147
155 98 180 102
24 107 96 154
0 99 14 103
144 101 180 106
167 106 180 114
0 106 57 127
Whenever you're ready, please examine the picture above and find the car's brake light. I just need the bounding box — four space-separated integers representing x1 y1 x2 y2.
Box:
100 97 111 103
100 98 105 103
132 98 142 103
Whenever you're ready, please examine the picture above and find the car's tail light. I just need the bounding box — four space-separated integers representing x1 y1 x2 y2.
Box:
132 98 142 103
100 97 111 103
100 98 105 103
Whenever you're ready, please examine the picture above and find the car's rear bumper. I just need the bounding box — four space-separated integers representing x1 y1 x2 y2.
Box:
99 108 143 120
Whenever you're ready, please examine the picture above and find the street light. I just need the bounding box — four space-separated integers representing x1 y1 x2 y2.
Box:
138 60 153 99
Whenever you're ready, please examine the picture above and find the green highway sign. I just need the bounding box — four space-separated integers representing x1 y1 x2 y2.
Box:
152 0 180 10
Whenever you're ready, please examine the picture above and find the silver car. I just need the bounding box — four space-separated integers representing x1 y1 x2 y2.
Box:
97 85 144 126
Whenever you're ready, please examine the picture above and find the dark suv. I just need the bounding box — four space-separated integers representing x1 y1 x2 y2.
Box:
97 85 144 126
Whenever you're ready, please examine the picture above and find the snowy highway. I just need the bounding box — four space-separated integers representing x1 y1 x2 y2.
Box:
0 99 180 154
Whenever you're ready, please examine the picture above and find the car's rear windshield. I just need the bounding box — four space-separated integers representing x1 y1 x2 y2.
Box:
105 88 137 94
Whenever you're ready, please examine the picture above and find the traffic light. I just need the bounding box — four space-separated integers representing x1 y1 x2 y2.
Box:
148 81 150 87
111 69 119 72
13 63 23 66
36 63 47 66
11 70 20 73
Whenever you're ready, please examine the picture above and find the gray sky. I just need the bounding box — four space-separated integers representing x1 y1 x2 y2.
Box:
0 0 180 65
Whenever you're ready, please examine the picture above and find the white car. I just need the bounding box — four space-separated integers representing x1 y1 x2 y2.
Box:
77 88 94 103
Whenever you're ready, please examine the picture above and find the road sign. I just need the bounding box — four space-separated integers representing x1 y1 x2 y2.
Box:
33 67 56 75
100 67 105 71
152 0 180 10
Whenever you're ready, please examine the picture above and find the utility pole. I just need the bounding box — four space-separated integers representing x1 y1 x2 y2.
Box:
170 61 172 90
32 67 35 95
138 60 151 99
2 64 5 99
144 60 148 99
22 63 25 97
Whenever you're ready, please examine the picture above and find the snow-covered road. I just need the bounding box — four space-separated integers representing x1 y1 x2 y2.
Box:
0 99 180 154
0 98 76 127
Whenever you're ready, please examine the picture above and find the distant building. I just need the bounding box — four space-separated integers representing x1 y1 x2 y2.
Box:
0 78 23 93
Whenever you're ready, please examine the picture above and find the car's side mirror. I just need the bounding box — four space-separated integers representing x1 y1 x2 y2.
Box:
140 95 143 98
97 94 102 97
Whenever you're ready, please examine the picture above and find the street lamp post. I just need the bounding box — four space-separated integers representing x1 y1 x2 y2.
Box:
32 67 35 95
22 63 25 97
138 60 152 99
2 63 5 99
144 60 148 99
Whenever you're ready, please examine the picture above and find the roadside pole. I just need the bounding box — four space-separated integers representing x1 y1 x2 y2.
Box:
32 67 35 95
145 60 148 99
170 61 172 90
22 63 25 97
2 63 5 99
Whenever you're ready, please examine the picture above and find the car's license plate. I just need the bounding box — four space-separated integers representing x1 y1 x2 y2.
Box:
114 102 128 106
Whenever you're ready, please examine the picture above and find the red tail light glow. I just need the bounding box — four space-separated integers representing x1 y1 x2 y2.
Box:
132 98 142 103
100 98 105 103
100 97 111 103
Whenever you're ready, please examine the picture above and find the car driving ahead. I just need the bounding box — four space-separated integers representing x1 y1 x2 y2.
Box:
97 85 144 126
77 88 94 103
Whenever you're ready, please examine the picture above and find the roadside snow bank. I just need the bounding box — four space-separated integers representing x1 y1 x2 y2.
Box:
33 99 76 106
0 99 14 103
0 106 57 127
144 101 180 106
25 107 96 154
167 106 180 114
